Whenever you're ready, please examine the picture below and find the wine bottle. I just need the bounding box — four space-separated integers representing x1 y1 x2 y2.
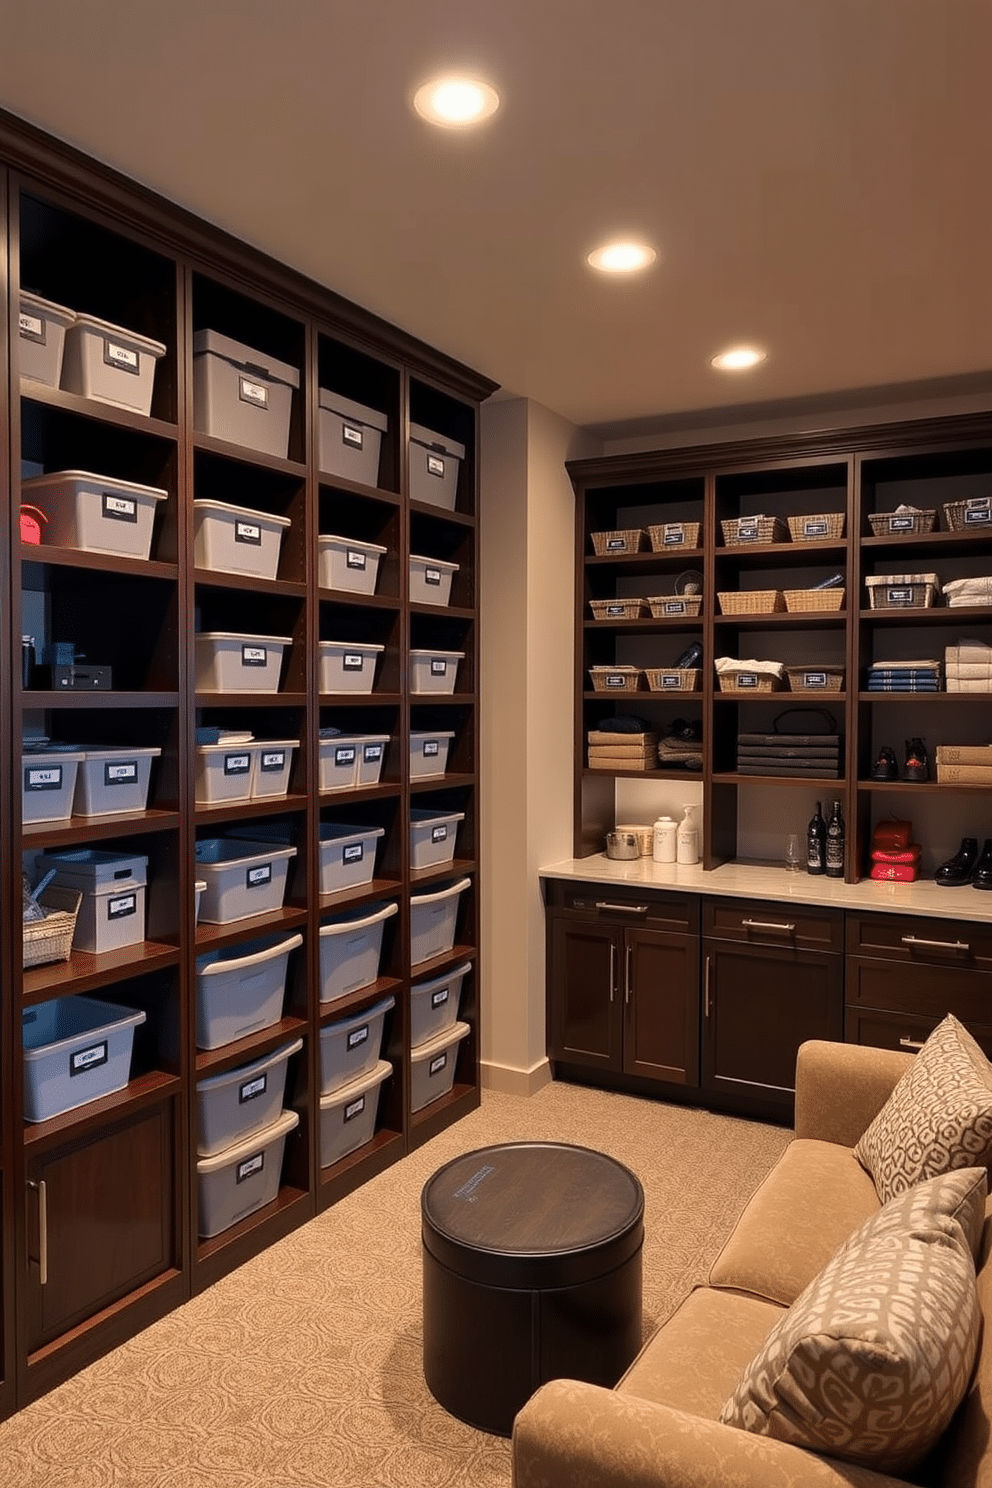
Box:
825 799 845 878
806 801 826 875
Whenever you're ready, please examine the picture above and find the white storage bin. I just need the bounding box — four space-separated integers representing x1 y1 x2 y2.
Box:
410 876 470 966
319 900 398 1005
409 554 459 607
196 1036 303 1157
196 1108 299 1238
193 330 299 459
410 808 464 869
410 1020 470 1112
72 745 161 817
409 730 455 779
319 733 389 790
319 1059 391 1169
35 848 148 954
318 389 388 486
195 741 255 804
22 994 147 1123
357 735 389 786
318 534 387 595
195 932 302 1049
193 499 291 580
319 995 395 1095
318 824 384 895
251 739 298 799
410 962 470 1048
195 632 291 693
61 313 166 415
318 640 384 694
194 879 207 925
194 838 296 923
20 470 167 560
21 747 84 824
18 291 75 386
410 649 464 695
409 423 465 511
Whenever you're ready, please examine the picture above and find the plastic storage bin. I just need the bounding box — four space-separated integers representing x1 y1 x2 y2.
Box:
318 900 398 1004
195 740 255 804
192 330 299 459
72 745 161 817
195 932 302 1049
195 632 291 693
60 313 166 415
319 1058 391 1168
409 423 465 510
318 390 388 486
18 291 75 386
194 838 296 923
409 555 459 606
409 730 455 779
193 499 291 580
21 747 85 824
36 848 148 954
196 1036 303 1157
318 534 387 595
196 1108 299 1238
410 876 470 965
318 640 384 694
318 733 390 791
410 962 470 1048
195 879 206 925
318 824 384 894
251 739 298 799
410 1020 470 1112
410 649 464 695
356 735 389 786
319 995 395 1095
409 808 464 869
22 994 147 1122
20 470 167 559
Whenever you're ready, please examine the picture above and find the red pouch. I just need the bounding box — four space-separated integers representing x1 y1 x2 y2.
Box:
871 820 912 849
871 843 921 865
869 861 919 883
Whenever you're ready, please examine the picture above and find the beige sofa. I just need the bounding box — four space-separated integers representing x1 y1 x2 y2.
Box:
513 1039 992 1488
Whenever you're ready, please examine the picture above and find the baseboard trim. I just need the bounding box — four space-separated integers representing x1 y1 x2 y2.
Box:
480 1058 553 1097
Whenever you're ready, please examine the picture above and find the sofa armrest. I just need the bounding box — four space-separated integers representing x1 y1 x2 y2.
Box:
794 1040 912 1147
513 1379 905 1488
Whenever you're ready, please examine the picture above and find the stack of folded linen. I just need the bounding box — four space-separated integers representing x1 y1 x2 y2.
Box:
944 576 992 607
657 718 703 772
867 658 942 692
736 727 841 777
946 640 992 692
869 818 920 882
935 743 992 783
587 718 658 771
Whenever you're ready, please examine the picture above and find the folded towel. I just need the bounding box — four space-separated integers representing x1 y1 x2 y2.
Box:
871 844 921 864
714 656 785 679
870 862 919 883
872 820 912 848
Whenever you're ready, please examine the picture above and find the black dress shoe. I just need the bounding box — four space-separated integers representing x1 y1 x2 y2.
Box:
871 746 898 782
904 737 929 782
935 837 979 886
973 839 992 890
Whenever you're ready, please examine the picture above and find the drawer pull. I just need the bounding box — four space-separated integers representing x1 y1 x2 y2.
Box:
704 955 711 1019
595 901 649 914
741 918 796 933
27 1179 47 1287
900 934 970 953
608 942 616 1002
625 942 633 1004
899 1036 926 1051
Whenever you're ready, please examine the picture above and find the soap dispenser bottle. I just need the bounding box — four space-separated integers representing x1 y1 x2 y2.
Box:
677 804 699 865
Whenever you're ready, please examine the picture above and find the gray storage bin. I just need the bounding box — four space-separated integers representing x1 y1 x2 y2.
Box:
409 554 459 606
195 632 291 693
319 995 395 1095
318 824 384 895
409 1020 470 1112
318 900 398 1005
318 733 389 791
72 745 161 817
409 808 464 869
410 876 470 965
318 534 387 595
193 330 299 459
20 470 167 560
195 932 302 1049
410 962 470 1048
35 848 148 954
194 837 296 923
194 740 255 805
410 648 464 695
409 423 465 510
196 1036 303 1156
319 1059 391 1168
196 1108 299 1237
409 730 455 779
22 994 147 1122
251 738 298 799
357 735 390 786
18 291 75 386
318 640 384 694
21 747 85 824
193 499 291 580
318 390 388 487
60 313 166 415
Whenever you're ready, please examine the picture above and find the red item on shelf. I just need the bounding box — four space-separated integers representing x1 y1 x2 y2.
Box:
870 843 922 865
871 819 913 849
869 861 919 883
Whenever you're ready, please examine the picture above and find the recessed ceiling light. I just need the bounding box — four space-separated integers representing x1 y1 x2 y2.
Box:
710 346 767 371
413 75 500 127
586 241 658 274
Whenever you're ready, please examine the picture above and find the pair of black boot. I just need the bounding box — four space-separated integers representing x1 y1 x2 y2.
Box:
871 739 928 783
935 837 992 889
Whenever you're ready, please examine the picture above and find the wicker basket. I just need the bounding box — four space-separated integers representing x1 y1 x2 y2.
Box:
589 665 644 693
591 529 645 556
867 509 936 537
943 497 992 532
589 598 648 620
646 521 701 551
720 515 788 546
645 667 701 693
787 512 846 543
865 573 940 610
716 669 783 693
782 587 846 613
646 594 703 618
784 664 845 693
717 589 785 615
22 885 81 969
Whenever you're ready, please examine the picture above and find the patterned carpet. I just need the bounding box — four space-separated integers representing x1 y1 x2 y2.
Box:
0 1081 789 1487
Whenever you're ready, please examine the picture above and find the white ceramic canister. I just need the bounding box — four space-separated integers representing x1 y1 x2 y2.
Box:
653 816 677 863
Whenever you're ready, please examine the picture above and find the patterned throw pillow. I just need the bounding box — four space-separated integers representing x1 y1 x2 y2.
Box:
720 1171 985 1474
854 1014 992 1203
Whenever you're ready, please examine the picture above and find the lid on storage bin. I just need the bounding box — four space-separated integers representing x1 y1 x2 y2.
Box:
318 389 388 432
193 498 291 529
36 847 149 883
21 470 168 504
318 533 388 556
410 808 466 826
318 1057 392 1111
195 1107 299 1176
22 995 146 1055
320 823 385 843
77 745 162 760
410 649 465 661
196 631 292 646
197 931 303 974
20 291 76 329
410 1019 471 1065
70 313 166 360
194 836 297 865
409 423 465 462
410 554 459 573
193 330 300 390
320 639 385 653
410 731 456 742
195 1037 303 1095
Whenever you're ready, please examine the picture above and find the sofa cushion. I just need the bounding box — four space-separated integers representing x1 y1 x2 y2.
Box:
854 1013 992 1203
720 1168 985 1475
931 1198 992 1488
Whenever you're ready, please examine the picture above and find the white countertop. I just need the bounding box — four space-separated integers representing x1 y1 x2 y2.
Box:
539 855 992 925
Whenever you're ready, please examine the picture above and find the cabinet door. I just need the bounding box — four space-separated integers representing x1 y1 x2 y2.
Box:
702 941 843 1107
547 916 621 1072
623 928 699 1085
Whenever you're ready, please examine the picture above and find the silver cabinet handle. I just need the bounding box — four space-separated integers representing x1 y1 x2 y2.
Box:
741 918 796 933
595 901 649 914
899 1036 926 1051
625 942 633 1004
704 955 711 1019
27 1179 47 1286
900 934 970 953
608 941 616 1002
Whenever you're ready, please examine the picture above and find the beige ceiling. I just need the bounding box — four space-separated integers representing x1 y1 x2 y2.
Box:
1 0 990 430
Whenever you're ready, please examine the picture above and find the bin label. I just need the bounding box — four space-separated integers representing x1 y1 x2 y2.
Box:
346 549 368 569
344 1094 366 1122
259 750 286 772
429 1052 448 1077
24 764 63 791
736 673 759 688
103 339 140 374
803 671 828 688
70 1040 108 1077
363 743 383 762
19 312 45 343
241 645 268 666
430 659 448 676
238 1073 268 1104
736 521 760 541
104 760 138 786
965 501 992 524
334 746 357 765
605 604 625 615
606 536 625 550
888 515 914 532
342 423 364 449
223 752 252 775
343 843 364 863
238 376 269 409
343 653 364 671
803 518 829 537
234 520 262 546
107 892 137 920
662 600 686 614
886 587 914 605
247 864 273 889
663 525 686 544
431 825 448 843
347 1025 370 1049
427 454 445 478
659 674 681 689
604 674 626 687
431 987 450 1008
102 492 138 523
236 1152 264 1183
423 740 439 756
425 568 442 586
